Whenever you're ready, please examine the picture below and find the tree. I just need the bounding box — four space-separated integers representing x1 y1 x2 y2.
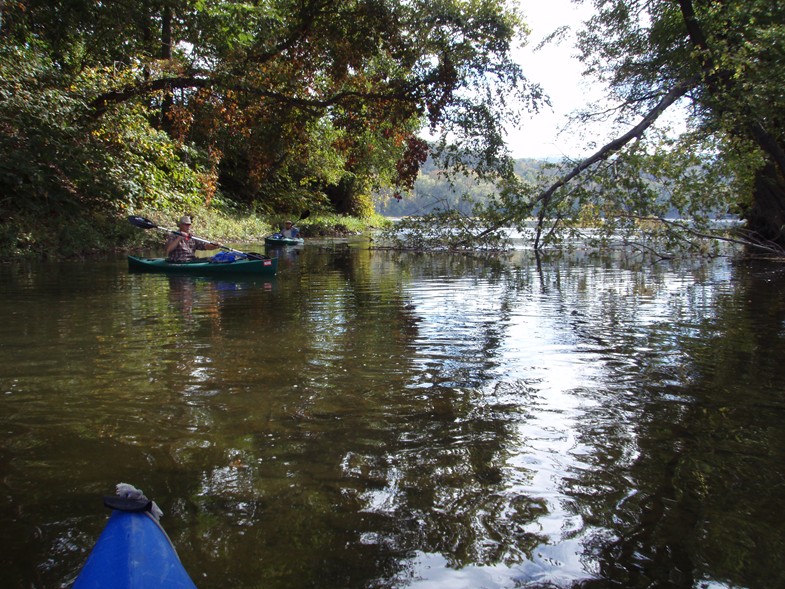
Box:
574 0 785 251
1 0 536 221
0 42 209 255
387 0 785 257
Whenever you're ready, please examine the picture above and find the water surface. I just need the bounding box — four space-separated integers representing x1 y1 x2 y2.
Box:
1 244 783 588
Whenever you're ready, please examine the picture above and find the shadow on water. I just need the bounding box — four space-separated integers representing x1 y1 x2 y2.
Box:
0 248 784 588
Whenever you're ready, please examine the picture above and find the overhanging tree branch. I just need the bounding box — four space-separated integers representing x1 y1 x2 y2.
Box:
91 77 211 115
537 77 697 204
90 74 428 117
464 75 699 248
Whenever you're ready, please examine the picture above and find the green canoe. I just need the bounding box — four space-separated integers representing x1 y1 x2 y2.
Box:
128 255 278 275
265 235 304 246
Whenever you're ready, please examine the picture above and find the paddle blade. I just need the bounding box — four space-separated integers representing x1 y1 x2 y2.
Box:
299 210 311 221
128 215 158 230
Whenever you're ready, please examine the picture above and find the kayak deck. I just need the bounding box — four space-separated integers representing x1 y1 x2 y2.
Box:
128 255 277 275
73 510 196 589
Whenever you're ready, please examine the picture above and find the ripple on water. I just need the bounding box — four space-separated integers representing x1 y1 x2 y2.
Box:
2 253 784 588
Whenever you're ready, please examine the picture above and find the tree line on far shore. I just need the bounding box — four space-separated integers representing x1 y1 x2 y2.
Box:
375 158 546 217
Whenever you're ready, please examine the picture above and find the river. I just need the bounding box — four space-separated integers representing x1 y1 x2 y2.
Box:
1 240 783 588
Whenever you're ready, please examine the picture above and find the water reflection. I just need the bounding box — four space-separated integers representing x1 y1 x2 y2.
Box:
265 241 304 270
0 250 784 588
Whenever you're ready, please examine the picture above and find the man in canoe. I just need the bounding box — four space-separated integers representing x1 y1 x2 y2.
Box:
282 220 300 239
164 216 219 262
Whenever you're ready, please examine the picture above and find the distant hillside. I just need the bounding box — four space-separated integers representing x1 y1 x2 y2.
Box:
374 156 702 220
375 157 548 216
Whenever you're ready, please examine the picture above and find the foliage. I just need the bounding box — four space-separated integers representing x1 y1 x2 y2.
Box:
388 0 785 257
0 43 212 257
299 211 391 237
184 0 532 215
537 131 748 255
565 0 785 253
0 0 538 258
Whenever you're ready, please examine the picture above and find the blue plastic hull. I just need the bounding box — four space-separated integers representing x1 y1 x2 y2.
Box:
73 511 196 588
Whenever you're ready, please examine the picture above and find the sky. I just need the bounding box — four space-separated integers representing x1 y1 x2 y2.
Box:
508 0 607 159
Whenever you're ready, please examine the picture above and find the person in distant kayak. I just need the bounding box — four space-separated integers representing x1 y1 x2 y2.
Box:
165 216 219 262
281 220 300 239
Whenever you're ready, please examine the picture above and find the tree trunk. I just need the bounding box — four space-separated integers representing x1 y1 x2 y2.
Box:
746 163 785 247
676 0 785 249
325 177 373 217
161 5 172 60
159 4 174 130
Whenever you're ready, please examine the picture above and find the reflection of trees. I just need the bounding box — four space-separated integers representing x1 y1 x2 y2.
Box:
8 252 784 588
0 263 277 586
119 255 784 589
555 259 785 588
179 249 552 588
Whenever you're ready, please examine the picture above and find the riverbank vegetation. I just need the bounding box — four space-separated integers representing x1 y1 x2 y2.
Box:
2 1 784 260
0 0 532 259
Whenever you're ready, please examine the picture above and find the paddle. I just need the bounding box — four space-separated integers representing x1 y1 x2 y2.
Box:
127 215 267 260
